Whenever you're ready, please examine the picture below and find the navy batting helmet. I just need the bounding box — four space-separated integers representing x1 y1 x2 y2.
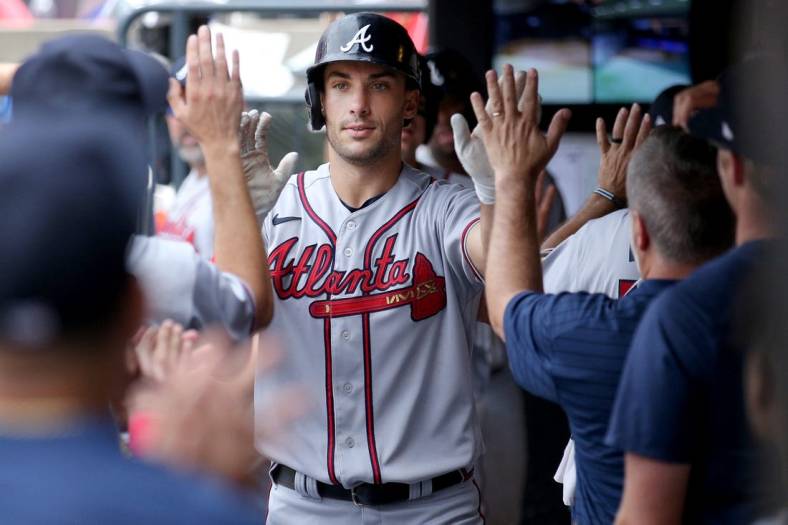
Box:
305 12 421 131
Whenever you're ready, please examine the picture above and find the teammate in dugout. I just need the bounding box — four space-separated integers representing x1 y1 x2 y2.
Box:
476 66 735 523
259 13 493 523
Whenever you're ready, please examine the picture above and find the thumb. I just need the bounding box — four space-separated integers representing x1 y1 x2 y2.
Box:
450 113 471 151
275 152 299 181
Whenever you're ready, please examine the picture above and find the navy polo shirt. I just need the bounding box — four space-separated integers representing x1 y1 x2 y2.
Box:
606 241 778 524
0 415 262 524
503 279 676 525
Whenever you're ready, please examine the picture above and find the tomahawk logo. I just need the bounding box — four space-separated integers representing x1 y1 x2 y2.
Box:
340 24 374 53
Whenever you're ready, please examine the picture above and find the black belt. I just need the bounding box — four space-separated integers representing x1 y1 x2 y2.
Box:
271 464 472 506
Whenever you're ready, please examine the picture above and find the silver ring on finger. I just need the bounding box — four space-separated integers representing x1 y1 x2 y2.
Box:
492 111 503 118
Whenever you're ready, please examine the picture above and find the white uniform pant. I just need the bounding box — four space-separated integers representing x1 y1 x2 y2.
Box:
266 475 485 525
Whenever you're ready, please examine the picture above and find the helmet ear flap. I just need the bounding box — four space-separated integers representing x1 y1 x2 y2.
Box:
305 83 325 131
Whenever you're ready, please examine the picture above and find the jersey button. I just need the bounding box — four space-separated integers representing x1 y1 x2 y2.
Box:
343 248 353 257
345 437 355 448
341 330 350 341
343 382 353 394
347 221 357 230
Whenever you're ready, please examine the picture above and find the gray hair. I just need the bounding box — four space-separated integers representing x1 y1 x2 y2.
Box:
627 126 735 264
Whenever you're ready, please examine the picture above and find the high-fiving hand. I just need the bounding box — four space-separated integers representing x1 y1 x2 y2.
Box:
167 26 242 149
470 66 571 186
595 104 652 202
451 70 527 204
238 109 299 220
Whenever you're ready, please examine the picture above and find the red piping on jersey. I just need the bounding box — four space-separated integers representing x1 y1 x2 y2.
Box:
460 217 483 282
322 318 338 485
358 191 426 485
297 171 339 485
297 171 337 244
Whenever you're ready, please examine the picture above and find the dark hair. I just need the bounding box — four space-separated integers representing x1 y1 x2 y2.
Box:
627 126 735 264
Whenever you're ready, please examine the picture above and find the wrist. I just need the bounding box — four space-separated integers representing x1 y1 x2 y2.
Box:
588 191 620 214
203 140 241 159
593 187 626 209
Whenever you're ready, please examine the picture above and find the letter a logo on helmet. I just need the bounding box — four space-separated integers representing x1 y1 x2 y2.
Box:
340 24 374 53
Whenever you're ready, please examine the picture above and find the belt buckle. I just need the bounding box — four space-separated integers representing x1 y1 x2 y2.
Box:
350 487 364 507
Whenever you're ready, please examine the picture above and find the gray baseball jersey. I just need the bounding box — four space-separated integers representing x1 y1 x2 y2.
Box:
128 235 255 341
260 163 484 488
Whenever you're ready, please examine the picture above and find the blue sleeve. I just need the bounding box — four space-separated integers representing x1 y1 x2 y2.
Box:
503 291 559 401
503 290 617 403
605 290 705 462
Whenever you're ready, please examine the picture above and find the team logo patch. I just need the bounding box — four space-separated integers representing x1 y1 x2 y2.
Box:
340 24 374 53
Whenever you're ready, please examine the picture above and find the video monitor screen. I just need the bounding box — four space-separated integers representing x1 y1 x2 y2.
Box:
494 1 593 104
593 0 691 103
493 0 692 104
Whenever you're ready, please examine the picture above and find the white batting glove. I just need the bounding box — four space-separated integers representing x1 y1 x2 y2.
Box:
451 70 529 205
239 110 299 222
451 113 495 204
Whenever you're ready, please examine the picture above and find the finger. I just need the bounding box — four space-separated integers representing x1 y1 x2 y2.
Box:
185 34 200 86
595 117 610 154
167 78 186 116
231 49 241 84
514 70 527 111
169 323 183 355
197 26 215 80
450 113 472 150
255 111 273 151
275 151 299 179
634 113 652 148
522 69 540 123
611 106 628 142
501 64 517 116
545 108 571 156
214 32 229 81
485 69 502 115
182 330 200 345
470 92 491 133
621 103 641 149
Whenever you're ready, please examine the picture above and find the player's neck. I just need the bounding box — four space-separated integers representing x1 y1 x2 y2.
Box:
328 150 403 209
734 202 776 246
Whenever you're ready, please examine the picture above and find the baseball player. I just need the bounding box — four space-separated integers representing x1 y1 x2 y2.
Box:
259 13 490 523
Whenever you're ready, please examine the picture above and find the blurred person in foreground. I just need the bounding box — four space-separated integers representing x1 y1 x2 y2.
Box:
0 118 262 524
477 65 735 523
6 34 277 340
608 56 786 524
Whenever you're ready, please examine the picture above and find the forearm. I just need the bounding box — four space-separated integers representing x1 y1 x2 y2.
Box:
204 142 273 328
541 193 617 251
486 174 542 338
0 63 18 95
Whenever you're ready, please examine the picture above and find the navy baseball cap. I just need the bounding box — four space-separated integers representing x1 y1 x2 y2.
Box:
649 84 689 127
0 118 143 347
689 56 787 168
171 56 188 85
10 34 169 122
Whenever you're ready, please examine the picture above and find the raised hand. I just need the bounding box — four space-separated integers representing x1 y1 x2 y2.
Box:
167 26 242 148
132 320 198 384
239 109 299 219
471 66 571 185
451 70 527 204
596 104 652 202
